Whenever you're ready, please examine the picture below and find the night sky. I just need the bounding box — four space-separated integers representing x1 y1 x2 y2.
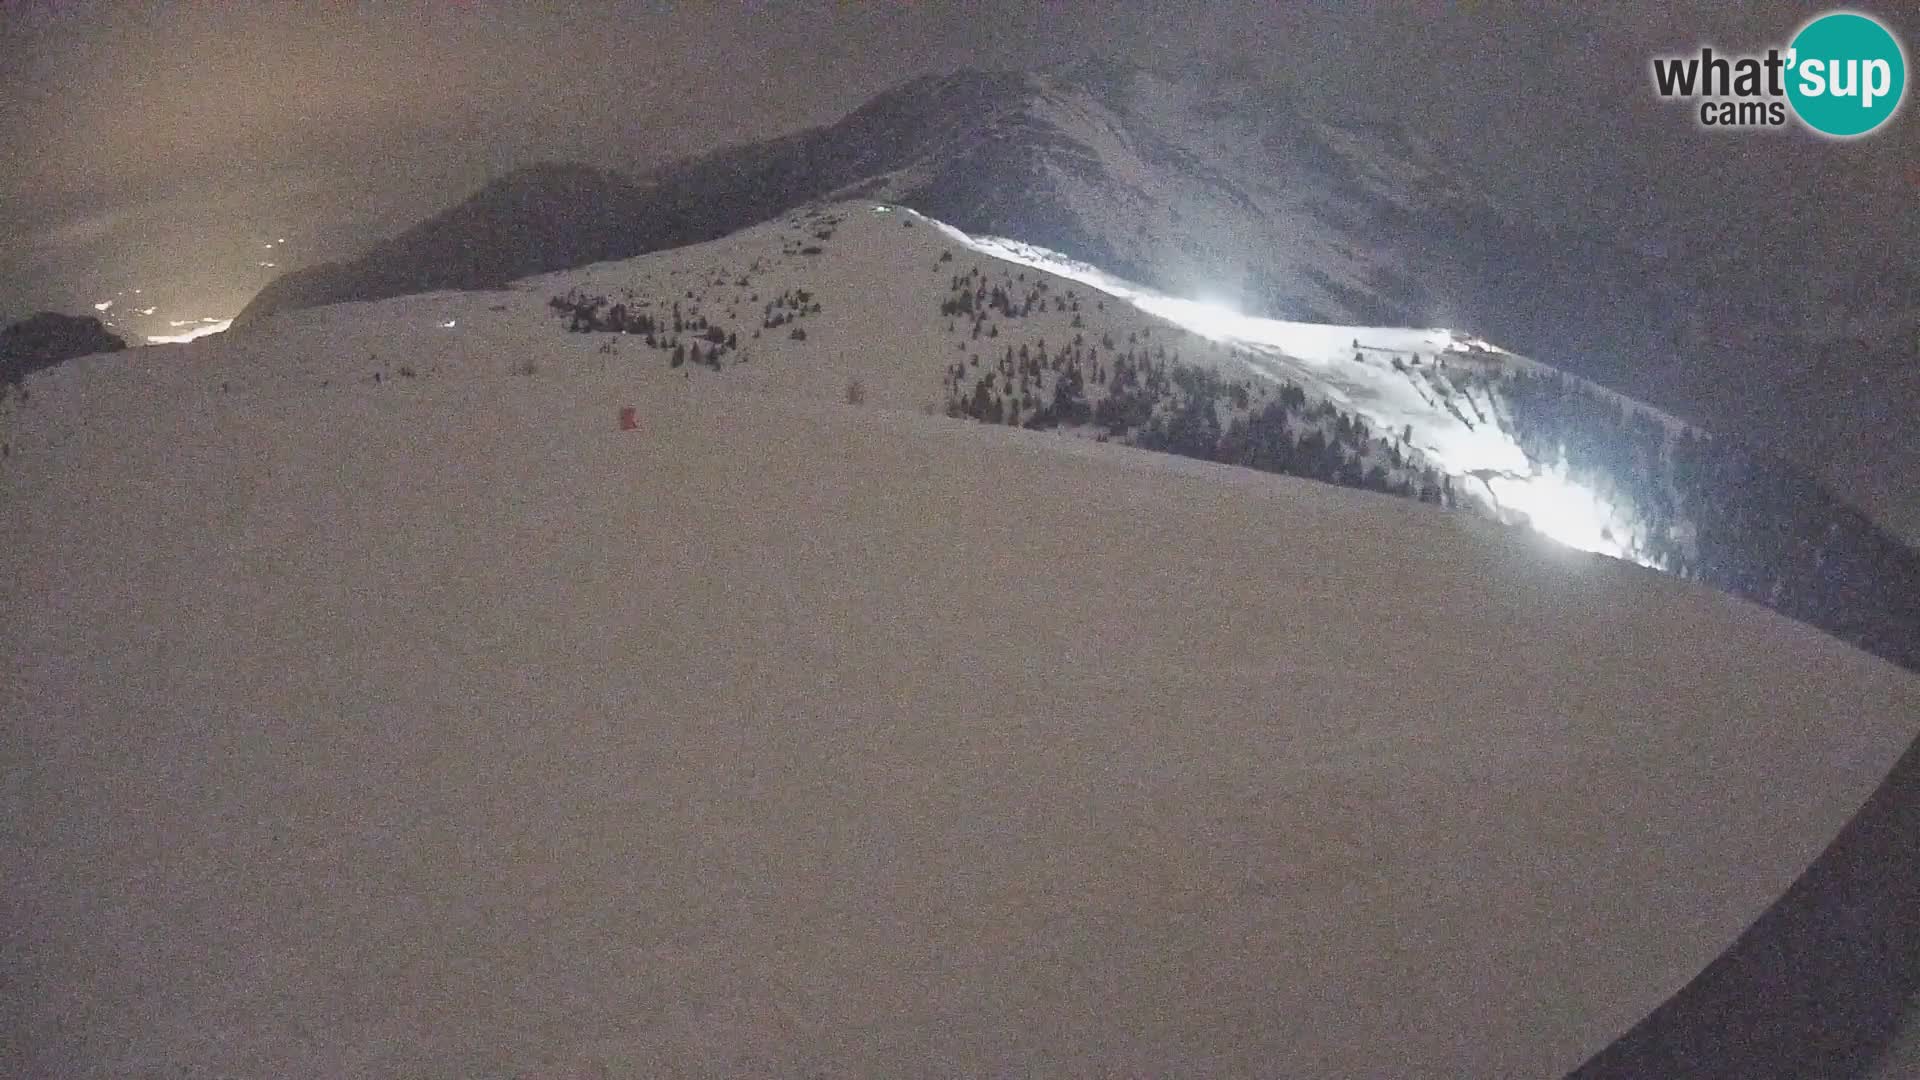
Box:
4 1 1916 527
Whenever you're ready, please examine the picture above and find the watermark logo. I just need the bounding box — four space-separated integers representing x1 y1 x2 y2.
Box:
1652 10 1907 137
1787 12 1906 135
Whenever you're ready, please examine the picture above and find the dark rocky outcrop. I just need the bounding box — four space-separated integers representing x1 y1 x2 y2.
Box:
2 312 126 386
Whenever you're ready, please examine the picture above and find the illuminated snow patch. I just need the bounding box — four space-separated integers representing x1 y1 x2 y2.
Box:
906 206 1655 566
440 319 458 328
146 318 232 344
93 300 113 311
1484 466 1634 559
1132 296 1277 344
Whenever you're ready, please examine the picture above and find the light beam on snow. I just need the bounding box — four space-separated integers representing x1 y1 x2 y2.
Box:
146 318 232 344
1134 296 1276 344
905 206 1649 565
1485 466 1632 558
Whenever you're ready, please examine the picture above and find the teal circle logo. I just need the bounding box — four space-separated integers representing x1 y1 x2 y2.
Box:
1786 11 1907 137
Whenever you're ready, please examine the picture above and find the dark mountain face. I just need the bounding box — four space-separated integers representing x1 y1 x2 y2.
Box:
2 312 125 386
239 163 655 322
236 71 1034 324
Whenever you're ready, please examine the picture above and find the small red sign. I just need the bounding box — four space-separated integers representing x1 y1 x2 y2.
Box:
618 406 637 431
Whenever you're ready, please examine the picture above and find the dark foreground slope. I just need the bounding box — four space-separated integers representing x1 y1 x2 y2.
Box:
1570 725 1920 1079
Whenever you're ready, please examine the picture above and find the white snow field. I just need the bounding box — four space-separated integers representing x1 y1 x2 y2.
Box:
5 204 1919 1078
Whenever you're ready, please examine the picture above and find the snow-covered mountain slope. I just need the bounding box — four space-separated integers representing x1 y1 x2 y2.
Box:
8 252 1920 1076
540 203 1669 566
29 199 1920 672
227 60 1920 546
525 204 1920 670
872 62 1522 324
34 202 1664 558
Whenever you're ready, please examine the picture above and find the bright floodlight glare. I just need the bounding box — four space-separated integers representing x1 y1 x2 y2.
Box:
145 318 232 344
1487 467 1629 559
1133 296 1269 343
